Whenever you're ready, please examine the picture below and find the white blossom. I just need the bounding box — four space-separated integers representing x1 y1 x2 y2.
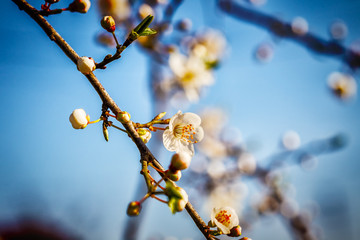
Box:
163 111 204 156
169 52 214 101
69 109 89 129
211 207 239 234
327 72 357 99
77 56 96 74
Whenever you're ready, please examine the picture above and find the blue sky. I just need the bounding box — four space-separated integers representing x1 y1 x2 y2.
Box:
1 0 360 239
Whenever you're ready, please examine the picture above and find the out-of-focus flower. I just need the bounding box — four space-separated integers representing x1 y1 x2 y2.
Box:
69 109 89 129
101 16 116 32
330 20 348 40
96 32 116 48
191 29 227 67
255 42 274 63
77 56 96 74
291 17 308 35
170 152 192 171
211 207 239 234
163 110 204 156
98 0 130 23
169 52 214 101
237 152 257 174
176 18 192 32
327 72 357 99
281 130 301 150
138 4 154 19
68 0 91 13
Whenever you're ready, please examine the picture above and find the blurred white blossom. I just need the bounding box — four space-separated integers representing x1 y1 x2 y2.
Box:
327 72 357 99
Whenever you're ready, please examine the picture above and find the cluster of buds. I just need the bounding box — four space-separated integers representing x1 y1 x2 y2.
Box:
165 152 191 181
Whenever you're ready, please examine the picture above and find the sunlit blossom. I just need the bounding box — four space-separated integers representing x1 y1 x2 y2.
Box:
169 52 214 101
69 109 89 129
163 110 204 156
211 207 239 234
327 71 357 99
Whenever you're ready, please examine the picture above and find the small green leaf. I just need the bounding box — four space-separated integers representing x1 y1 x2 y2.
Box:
134 15 154 34
139 28 157 36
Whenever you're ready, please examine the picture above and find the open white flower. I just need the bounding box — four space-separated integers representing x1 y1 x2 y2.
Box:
169 52 214 101
163 110 204 156
77 56 96 75
69 109 89 129
211 207 239 234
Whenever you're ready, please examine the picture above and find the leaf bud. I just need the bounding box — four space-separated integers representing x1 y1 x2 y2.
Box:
68 0 91 13
166 183 188 214
127 201 141 216
101 16 116 33
154 112 166 120
102 122 109 142
116 111 131 123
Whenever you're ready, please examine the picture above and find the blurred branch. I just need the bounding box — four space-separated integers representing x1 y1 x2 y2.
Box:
218 0 360 69
11 0 211 239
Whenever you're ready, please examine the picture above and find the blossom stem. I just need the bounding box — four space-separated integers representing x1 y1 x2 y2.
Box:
88 118 102 124
151 195 168 204
151 126 167 131
105 112 117 118
149 163 165 173
112 31 120 47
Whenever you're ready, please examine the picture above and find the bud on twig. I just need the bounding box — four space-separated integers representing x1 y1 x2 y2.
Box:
227 225 242 237
102 121 109 141
116 111 131 123
127 201 141 216
101 16 116 32
67 0 91 13
137 128 152 143
170 152 192 171
166 169 182 181
77 56 96 74
69 109 89 129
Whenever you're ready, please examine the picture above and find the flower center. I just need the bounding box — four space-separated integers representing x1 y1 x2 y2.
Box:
182 71 196 83
215 210 231 227
173 124 198 143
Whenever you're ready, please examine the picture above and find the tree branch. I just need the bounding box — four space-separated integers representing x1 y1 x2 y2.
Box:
218 0 360 69
11 0 211 239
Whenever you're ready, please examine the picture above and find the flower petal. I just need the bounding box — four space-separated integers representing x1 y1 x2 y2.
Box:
193 126 204 142
181 112 202 126
163 129 179 152
169 110 182 130
177 140 194 156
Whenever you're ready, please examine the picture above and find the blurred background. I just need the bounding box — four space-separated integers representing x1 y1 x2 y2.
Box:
1 0 360 239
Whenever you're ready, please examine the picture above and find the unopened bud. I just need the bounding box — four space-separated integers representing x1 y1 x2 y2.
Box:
127 201 141 216
166 170 181 181
77 56 96 74
101 16 116 32
69 109 89 129
137 128 151 143
170 152 192 171
227 225 242 237
103 122 109 142
68 0 91 13
116 111 131 123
